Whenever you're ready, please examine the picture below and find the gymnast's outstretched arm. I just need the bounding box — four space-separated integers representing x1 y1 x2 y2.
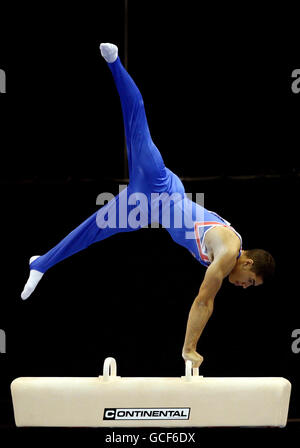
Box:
182 251 237 368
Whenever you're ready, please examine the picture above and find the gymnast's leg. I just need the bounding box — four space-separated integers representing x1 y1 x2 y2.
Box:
21 185 141 300
100 43 170 193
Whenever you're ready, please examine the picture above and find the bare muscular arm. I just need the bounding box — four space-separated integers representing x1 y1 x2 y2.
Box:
182 250 237 368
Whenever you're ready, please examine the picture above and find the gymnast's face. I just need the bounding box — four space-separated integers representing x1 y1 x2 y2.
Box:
228 255 263 288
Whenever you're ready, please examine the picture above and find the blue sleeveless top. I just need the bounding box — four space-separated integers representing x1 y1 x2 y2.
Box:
191 209 243 267
164 195 243 267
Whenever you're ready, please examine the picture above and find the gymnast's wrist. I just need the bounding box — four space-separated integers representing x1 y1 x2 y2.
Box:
182 345 197 355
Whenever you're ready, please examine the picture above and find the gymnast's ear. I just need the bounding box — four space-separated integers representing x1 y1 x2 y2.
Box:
243 258 254 267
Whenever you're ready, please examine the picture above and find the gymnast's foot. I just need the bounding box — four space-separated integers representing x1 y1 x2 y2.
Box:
21 256 44 300
100 43 118 63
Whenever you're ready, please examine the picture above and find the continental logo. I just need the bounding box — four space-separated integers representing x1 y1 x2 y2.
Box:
103 407 190 420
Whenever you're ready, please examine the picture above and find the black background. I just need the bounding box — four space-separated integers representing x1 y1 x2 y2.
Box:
0 1 299 445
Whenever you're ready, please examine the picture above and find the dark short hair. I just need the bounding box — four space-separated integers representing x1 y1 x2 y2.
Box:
245 249 275 283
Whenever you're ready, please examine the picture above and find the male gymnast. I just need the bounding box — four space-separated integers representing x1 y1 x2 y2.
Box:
21 44 275 368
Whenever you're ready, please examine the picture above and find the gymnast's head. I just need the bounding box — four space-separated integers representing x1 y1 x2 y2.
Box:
228 249 275 288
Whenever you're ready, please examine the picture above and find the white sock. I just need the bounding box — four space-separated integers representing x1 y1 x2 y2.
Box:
21 256 44 300
100 43 118 63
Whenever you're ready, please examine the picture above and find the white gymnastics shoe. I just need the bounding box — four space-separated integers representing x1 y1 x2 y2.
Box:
21 256 44 300
100 43 118 63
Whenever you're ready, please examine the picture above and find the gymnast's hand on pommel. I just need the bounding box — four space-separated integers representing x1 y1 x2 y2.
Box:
182 349 204 368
